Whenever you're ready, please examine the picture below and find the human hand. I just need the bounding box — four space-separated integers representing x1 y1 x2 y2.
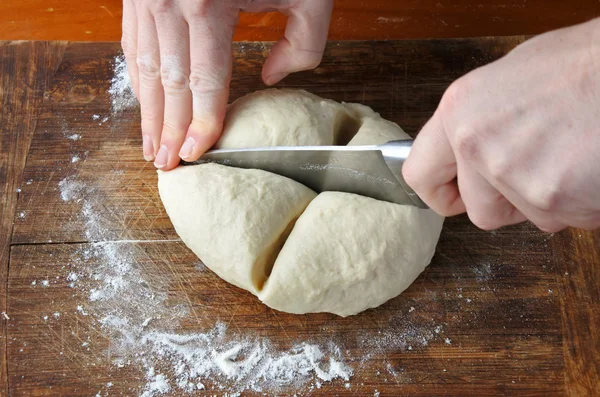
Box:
121 0 333 170
403 19 600 232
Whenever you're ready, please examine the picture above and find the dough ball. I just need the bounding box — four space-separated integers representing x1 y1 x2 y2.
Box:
344 103 412 145
158 88 444 317
260 192 443 316
158 163 317 294
216 89 346 148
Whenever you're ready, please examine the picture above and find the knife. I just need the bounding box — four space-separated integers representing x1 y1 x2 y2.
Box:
182 139 427 209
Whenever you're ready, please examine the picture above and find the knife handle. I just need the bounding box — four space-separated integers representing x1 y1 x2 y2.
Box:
378 139 413 162
378 140 429 209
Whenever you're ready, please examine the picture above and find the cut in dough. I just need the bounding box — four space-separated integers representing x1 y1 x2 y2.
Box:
260 192 443 316
158 89 444 317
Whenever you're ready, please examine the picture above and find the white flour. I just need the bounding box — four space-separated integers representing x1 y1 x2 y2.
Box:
59 176 354 396
109 55 137 113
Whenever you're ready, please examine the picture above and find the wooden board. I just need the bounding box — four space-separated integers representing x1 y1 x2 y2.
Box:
0 41 67 397
3 0 600 42
2 40 599 396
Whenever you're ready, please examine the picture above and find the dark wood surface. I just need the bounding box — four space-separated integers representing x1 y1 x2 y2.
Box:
1 39 599 396
2 0 600 41
0 41 67 397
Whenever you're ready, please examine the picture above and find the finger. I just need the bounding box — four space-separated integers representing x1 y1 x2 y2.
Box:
472 160 568 232
179 11 236 161
456 158 526 230
403 110 465 217
261 0 334 85
121 0 139 99
136 8 164 162
491 184 567 233
153 13 192 170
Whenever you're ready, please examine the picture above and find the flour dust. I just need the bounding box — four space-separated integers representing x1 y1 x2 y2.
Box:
58 173 354 396
109 55 137 113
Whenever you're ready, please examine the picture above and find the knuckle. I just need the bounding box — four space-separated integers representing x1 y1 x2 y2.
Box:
161 120 187 138
152 0 175 14
189 70 227 94
302 56 322 70
140 109 161 124
440 77 470 114
160 66 190 92
454 125 480 161
186 0 213 17
137 56 161 80
487 157 512 184
294 52 322 71
528 185 563 212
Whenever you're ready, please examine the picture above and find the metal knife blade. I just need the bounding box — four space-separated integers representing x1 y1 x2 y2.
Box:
181 139 427 208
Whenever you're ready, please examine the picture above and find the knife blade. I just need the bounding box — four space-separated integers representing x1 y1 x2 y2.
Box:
181 139 427 208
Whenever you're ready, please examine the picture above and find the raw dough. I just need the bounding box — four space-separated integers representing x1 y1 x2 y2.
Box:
158 89 444 317
157 163 316 294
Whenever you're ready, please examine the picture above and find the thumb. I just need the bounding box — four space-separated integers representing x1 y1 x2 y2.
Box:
403 110 466 217
261 0 334 85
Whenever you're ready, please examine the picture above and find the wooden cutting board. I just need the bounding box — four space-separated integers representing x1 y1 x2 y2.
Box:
2 39 599 396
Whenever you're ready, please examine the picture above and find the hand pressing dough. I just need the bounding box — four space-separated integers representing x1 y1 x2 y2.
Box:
158 89 444 317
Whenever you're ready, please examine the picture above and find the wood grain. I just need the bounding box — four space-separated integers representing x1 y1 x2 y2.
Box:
3 39 598 395
553 229 600 396
8 232 564 396
0 40 66 397
2 0 600 41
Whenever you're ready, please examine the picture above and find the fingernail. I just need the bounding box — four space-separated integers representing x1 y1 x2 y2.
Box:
154 145 169 168
142 135 154 161
179 137 196 159
266 73 288 86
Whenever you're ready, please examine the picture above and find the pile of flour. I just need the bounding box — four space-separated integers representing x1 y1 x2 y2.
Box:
108 55 137 113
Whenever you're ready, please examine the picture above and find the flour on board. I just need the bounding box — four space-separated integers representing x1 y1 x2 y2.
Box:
59 174 355 396
109 55 137 113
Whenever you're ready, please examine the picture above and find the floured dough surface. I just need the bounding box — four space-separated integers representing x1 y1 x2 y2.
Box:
261 192 443 316
158 89 444 317
158 163 316 294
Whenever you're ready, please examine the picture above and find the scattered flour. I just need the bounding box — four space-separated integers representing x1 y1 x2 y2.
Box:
58 176 87 202
109 55 137 113
473 262 493 282
59 174 358 396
